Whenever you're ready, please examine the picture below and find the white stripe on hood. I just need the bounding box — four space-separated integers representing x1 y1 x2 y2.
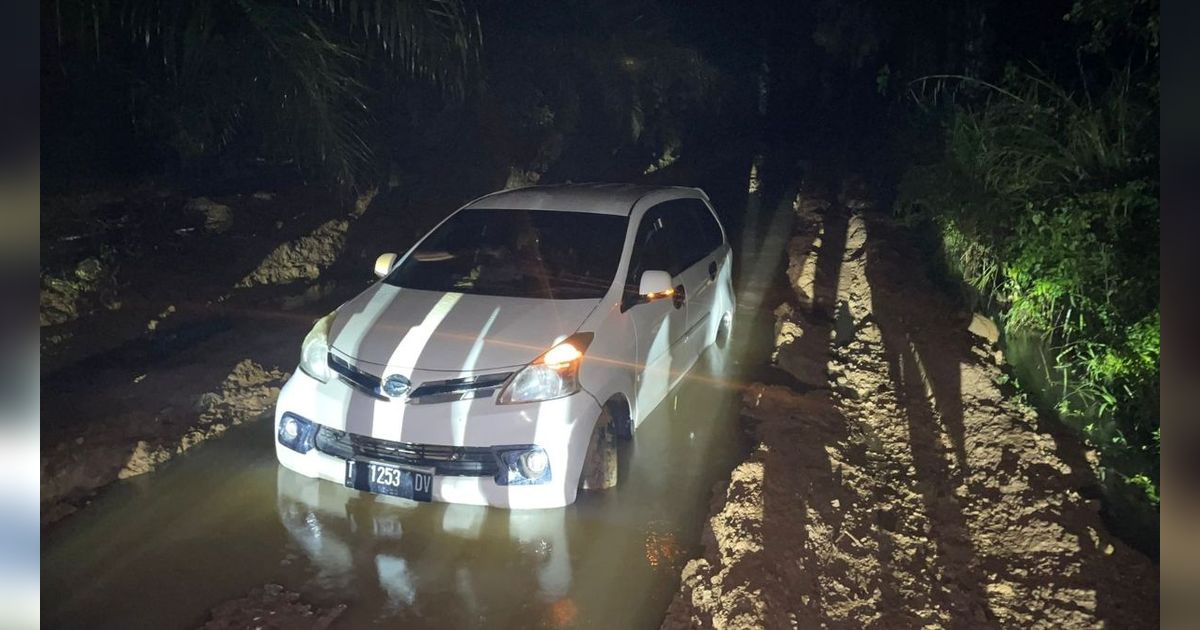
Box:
370 292 463 440
449 307 501 446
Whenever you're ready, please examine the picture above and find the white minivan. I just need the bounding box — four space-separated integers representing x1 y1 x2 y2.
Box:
274 183 734 508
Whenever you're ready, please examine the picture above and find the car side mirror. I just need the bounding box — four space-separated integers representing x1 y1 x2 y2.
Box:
638 270 674 300
374 252 398 278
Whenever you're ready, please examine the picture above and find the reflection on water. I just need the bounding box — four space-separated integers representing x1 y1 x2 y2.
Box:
43 317 765 629
275 467 575 624
643 521 683 569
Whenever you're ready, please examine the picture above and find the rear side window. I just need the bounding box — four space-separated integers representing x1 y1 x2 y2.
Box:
644 199 725 272
689 200 724 253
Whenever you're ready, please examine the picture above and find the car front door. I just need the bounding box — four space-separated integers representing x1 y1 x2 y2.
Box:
624 204 689 425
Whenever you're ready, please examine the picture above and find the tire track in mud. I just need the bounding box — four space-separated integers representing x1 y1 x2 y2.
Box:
663 180 1158 629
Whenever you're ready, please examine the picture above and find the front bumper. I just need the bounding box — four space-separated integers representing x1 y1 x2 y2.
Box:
273 368 601 509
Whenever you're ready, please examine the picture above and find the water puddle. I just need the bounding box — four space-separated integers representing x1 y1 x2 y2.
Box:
43 329 762 629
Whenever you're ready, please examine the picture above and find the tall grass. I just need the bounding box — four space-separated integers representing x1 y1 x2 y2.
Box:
897 67 1159 507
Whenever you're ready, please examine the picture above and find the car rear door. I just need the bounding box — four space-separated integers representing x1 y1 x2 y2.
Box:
657 198 726 367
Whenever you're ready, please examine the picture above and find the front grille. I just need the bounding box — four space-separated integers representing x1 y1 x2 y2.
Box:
407 372 512 405
327 353 510 405
314 426 500 477
328 353 384 398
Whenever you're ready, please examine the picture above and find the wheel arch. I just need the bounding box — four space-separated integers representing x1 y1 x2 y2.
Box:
602 393 634 440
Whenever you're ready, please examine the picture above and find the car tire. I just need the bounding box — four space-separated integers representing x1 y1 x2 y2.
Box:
715 311 733 349
579 408 618 491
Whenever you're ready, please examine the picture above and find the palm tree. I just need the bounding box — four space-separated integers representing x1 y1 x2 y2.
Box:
45 0 480 188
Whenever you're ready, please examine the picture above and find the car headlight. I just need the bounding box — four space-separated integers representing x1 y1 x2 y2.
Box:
299 312 336 383
497 333 594 404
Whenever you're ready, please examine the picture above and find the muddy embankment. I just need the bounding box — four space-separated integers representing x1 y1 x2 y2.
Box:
662 180 1159 628
40 187 379 525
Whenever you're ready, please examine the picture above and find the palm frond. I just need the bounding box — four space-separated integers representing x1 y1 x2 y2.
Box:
50 0 481 187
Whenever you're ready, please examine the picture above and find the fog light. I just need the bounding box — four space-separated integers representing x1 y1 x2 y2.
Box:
494 446 552 486
278 413 317 454
520 450 549 477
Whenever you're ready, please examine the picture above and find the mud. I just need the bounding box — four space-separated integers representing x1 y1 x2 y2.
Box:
236 218 352 287
237 188 377 288
40 255 121 327
41 359 287 525
663 189 1158 628
40 182 368 526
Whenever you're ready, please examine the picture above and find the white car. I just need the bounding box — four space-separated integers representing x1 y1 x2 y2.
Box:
273 183 735 508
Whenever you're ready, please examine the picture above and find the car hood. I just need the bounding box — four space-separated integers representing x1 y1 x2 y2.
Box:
328 284 599 372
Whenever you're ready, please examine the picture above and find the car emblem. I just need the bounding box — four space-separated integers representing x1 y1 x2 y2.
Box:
381 374 412 398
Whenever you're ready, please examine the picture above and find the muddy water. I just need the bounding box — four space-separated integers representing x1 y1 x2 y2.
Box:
43 171 796 628
43 304 782 629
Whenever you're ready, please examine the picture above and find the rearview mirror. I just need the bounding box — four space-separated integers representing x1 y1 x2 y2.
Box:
638 270 674 299
374 252 398 278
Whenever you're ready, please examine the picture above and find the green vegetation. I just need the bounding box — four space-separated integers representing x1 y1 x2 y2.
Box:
895 1 1159 511
45 0 480 189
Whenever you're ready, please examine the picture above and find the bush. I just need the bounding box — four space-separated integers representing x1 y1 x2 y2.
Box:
896 66 1159 507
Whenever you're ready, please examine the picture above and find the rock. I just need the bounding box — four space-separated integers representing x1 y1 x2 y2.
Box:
252 191 276 201
185 197 234 233
968 313 1000 345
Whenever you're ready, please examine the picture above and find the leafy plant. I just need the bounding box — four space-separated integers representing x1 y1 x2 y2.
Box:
46 0 480 188
897 60 1159 506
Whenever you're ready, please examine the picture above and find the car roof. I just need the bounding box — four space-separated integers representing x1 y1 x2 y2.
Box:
464 183 703 216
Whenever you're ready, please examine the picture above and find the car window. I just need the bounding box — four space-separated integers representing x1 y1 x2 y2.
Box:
691 200 724 253
626 206 684 290
639 199 724 273
385 208 628 300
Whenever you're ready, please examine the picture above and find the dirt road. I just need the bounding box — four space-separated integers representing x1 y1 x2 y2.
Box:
661 181 1159 628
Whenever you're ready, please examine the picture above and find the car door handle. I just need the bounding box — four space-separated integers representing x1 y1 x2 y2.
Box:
707 260 718 280
672 284 686 309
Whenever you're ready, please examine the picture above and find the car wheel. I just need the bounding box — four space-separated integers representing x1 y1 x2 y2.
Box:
579 408 618 491
715 311 733 349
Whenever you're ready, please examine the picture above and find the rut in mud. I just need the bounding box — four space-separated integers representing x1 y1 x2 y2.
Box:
662 180 1159 629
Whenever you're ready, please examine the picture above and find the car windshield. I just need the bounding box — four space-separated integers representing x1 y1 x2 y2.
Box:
384 208 628 300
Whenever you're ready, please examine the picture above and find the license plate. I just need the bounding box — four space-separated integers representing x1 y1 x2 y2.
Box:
345 460 434 502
